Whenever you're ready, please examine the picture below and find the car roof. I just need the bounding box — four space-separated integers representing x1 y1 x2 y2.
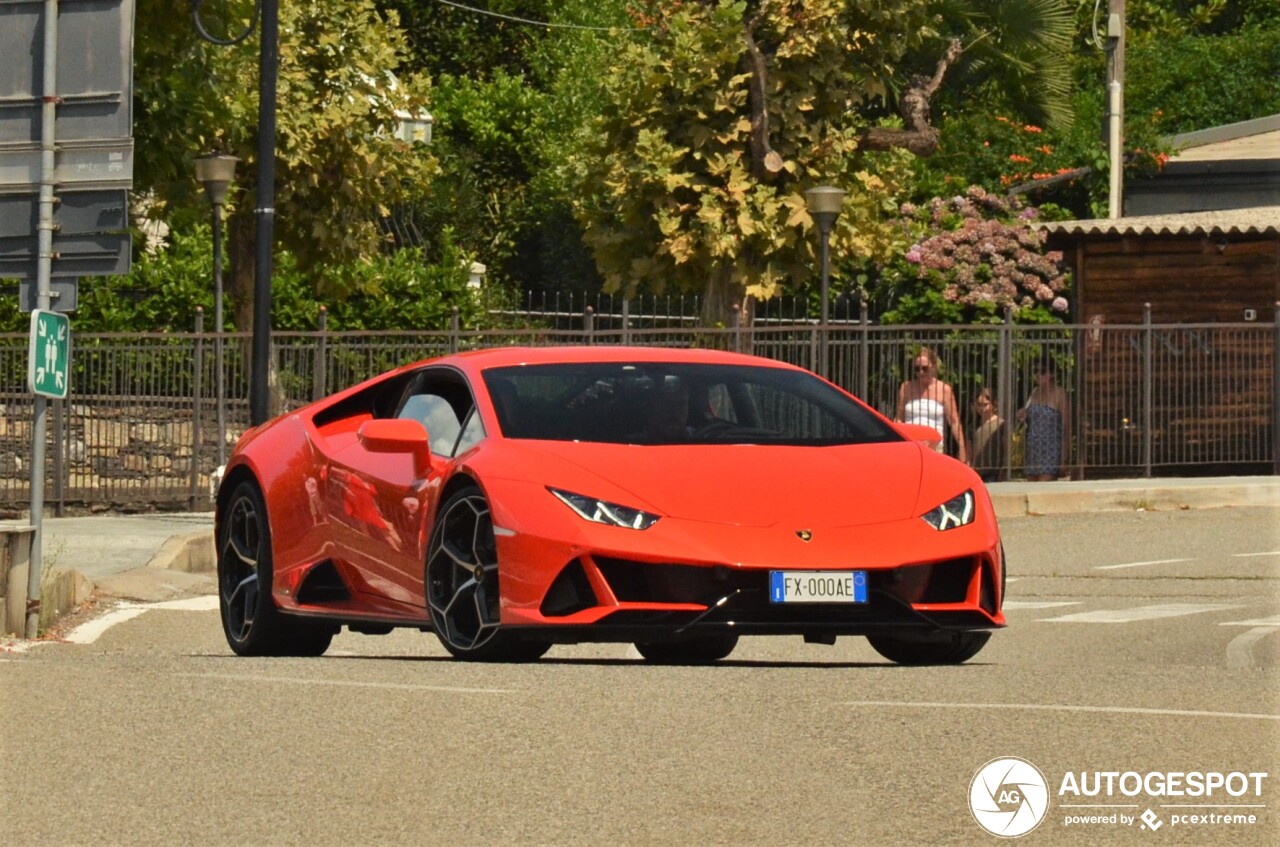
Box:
424 346 801 372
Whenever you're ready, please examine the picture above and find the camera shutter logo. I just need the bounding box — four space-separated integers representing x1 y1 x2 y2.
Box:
969 757 1050 837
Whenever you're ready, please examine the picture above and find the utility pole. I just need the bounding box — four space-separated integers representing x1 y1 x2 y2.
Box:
1106 0 1126 219
25 0 60 638
251 0 278 426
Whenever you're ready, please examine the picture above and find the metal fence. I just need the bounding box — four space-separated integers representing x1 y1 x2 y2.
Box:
0 309 1275 513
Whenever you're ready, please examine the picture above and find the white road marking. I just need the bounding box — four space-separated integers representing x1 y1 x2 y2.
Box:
624 645 643 660
1232 551 1280 558
1094 558 1192 571
1002 601 1082 610
58 595 220 646
839 700 1280 721
64 607 150 643
1038 603 1239 623
149 596 219 612
1221 616 1280 627
1226 627 1279 669
174 671 514 695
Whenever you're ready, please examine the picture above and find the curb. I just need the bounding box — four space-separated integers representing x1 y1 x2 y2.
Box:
145 530 216 574
2 530 216 637
990 481 1280 518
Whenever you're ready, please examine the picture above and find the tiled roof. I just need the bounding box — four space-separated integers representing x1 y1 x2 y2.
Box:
1038 206 1280 237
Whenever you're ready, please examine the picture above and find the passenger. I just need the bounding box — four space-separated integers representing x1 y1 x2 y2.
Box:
894 347 967 463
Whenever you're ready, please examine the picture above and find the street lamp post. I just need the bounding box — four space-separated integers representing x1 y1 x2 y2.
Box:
804 185 846 376
194 151 238 468
192 0 278 426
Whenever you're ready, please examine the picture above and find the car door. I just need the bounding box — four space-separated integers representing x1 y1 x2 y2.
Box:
326 367 485 611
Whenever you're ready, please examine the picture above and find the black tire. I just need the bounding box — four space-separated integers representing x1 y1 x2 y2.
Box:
218 481 335 657
866 630 990 666
634 632 739 664
425 485 551 662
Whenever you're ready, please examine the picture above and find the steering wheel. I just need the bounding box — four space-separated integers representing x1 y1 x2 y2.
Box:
693 418 735 437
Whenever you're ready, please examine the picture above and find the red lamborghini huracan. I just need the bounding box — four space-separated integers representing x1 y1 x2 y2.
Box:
216 346 1005 664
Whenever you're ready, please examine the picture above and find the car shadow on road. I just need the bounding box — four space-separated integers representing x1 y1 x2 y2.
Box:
192 654 996 669
303 654 917 669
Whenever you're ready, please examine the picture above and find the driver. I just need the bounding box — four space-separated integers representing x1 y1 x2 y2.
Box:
642 377 693 440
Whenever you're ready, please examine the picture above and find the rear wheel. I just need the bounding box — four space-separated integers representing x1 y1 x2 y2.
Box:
866 630 990 666
426 486 550 662
218 481 334 657
634 632 739 664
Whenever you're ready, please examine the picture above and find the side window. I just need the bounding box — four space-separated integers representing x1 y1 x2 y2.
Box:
396 369 480 457
399 394 462 455
454 408 485 455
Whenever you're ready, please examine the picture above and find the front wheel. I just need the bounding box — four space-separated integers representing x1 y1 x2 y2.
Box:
218 481 335 657
425 486 550 662
866 630 990 666
634 632 739 664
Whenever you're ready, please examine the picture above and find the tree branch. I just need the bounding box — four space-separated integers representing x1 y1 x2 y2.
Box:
859 38 963 157
1006 166 1092 196
743 2 783 180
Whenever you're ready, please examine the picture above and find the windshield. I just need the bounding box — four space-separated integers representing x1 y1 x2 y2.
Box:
483 362 900 446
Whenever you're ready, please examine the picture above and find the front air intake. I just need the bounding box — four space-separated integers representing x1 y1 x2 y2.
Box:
540 560 598 617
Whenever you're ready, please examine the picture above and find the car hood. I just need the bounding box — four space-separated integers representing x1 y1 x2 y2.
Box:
501 440 927 528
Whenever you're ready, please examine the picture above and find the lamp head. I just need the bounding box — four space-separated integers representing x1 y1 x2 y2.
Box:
194 152 240 206
804 185 846 233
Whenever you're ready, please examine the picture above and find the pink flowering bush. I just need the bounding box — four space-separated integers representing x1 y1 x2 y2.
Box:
876 186 1071 325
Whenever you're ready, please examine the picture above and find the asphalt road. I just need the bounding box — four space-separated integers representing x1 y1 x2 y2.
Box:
2 508 1277 846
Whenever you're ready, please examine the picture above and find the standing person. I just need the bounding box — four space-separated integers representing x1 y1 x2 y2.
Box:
895 347 967 463
969 387 1006 483
1017 356 1071 481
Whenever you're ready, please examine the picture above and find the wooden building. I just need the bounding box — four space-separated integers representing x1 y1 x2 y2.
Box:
1126 114 1280 216
1041 207 1280 325
1038 209 1279 475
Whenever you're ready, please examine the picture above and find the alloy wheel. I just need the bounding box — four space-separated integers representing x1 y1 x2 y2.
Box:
220 489 264 646
427 491 501 653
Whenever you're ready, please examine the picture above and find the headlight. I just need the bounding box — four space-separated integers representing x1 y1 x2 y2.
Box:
921 489 975 531
549 488 660 530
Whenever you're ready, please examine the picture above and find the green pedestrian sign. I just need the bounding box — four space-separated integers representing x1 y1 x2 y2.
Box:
28 309 71 399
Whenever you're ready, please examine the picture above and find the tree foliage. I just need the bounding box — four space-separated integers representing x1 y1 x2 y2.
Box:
912 1 1280 217
1128 24 1280 133
133 0 436 330
0 226 480 334
567 0 944 320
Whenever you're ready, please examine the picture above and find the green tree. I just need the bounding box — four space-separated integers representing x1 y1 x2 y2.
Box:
923 0 1076 130
386 1 629 296
919 1 1280 216
568 0 952 323
133 0 435 332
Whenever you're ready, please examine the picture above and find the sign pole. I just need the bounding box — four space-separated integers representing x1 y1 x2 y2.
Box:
26 0 60 638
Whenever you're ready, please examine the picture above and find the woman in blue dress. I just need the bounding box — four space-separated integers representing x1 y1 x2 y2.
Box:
1018 357 1071 481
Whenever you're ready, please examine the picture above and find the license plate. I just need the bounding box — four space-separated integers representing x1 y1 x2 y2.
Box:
769 570 867 604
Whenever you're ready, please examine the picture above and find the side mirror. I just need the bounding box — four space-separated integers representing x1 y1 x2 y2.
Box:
896 422 943 448
357 418 435 478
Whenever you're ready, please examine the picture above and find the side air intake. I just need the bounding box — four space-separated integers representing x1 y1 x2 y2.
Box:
294 560 352 604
